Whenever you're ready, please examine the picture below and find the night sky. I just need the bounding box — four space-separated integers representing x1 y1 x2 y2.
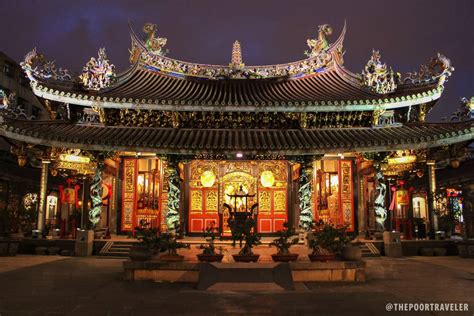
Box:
1 0 472 121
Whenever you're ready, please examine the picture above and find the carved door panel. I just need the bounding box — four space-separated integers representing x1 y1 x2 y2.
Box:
188 188 219 233
258 188 287 233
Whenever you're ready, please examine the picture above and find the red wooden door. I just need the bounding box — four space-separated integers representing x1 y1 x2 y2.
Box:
188 188 219 233
257 188 287 233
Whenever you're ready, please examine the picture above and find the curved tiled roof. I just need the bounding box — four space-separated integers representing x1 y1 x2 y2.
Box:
21 23 448 111
2 118 472 155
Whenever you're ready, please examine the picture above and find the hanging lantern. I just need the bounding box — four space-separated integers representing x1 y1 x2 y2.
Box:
18 155 27 167
200 170 216 187
50 168 58 177
450 159 460 169
260 170 275 188
46 192 58 220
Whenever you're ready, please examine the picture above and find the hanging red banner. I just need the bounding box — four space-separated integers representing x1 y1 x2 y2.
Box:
397 189 409 206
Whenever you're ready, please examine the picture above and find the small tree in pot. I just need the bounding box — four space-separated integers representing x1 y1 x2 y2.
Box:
159 232 189 262
130 227 161 261
231 218 261 262
308 220 352 261
269 222 299 262
197 227 224 262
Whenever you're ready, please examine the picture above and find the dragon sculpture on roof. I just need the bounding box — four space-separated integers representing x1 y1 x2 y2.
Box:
143 23 168 56
305 24 333 58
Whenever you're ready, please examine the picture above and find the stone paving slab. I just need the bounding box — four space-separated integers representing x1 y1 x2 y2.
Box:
0 255 473 315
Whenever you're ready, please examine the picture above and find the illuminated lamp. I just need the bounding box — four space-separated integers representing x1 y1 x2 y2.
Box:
450 159 460 169
50 168 58 177
387 155 417 165
260 170 275 188
416 170 424 178
59 154 90 164
200 170 216 187
46 192 58 220
236 152 243 158
18 155 27 167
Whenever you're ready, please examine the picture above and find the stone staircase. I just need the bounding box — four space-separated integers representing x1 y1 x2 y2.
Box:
359 242 381 257
99 241 136 258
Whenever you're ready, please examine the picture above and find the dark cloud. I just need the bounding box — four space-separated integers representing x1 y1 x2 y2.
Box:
0 0 472 121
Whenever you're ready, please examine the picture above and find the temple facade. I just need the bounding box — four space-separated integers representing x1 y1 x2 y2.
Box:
1 22 473 239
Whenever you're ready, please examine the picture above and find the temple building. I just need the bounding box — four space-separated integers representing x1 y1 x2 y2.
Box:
1 22 473 239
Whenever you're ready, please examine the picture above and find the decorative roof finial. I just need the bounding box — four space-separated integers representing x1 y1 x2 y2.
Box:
362 50 399 94
80 48 116 91
230 40 244 68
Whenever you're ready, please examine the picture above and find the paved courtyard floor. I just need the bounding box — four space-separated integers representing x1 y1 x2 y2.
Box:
0 255 473 315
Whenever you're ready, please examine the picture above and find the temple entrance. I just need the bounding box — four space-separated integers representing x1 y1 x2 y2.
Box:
121 157 163 231
187 160 289 235
314 159 355 231
220 171 256 236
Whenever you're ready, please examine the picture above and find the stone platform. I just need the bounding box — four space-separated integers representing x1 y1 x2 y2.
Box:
123 259 366 288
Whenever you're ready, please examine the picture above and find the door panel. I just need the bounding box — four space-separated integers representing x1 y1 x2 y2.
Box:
258 188 287 233
188 188 219 233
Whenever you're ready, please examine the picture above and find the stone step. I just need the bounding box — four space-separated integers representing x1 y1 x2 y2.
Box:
108 248 130 253
197 262 294 290
99 251 130 257
359 242 381 257
109 245 133 250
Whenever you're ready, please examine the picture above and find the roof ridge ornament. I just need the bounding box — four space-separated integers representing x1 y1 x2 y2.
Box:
143 23 168 56
230 40 244 68
20 48 72 82
80 48 116 91
362 50 400 94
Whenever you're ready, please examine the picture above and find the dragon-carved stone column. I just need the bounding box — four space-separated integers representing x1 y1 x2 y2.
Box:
89 157 104 228
373 163 387 232
164 159 181 232
298 159 314 231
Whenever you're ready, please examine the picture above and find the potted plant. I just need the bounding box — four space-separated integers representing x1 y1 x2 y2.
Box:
197 227 224 262
231 218 261 262
436 211 458 239
129 227 160 261
308 220 351 262
159 232 189 262
269 222 299 262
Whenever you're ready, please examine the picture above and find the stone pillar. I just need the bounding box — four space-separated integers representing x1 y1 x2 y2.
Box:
427 160 438 238
37 159 50 235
